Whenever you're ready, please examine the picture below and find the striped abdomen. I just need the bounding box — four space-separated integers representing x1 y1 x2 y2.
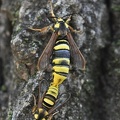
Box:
52 39 70 86
42 85 58 110
42 39 70 110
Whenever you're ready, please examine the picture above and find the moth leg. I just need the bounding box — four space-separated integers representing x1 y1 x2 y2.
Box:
68 25 83 34
28 25 51 33
32 94 37 113
66 15 72 24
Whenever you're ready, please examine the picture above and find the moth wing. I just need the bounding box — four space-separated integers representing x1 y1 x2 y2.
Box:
37 33 58 71
67 33 86 71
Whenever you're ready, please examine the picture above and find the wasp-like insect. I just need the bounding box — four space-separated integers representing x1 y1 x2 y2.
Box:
30 0 86 119
32 80 70 120
32 38 70 120
29 0 86 72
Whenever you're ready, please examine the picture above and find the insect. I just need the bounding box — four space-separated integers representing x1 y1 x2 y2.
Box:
32 80 70 120
29 0 86 72
33 38 70 119
30 0 86 119
32 39 70 120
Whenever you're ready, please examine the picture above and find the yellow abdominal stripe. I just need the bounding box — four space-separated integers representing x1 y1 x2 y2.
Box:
52 58 70 65
54 44 69 50
52 72 67 86
53 66 69 73
55 39 69 44
44 98 54 106
47 86 58 98
52 65 69 85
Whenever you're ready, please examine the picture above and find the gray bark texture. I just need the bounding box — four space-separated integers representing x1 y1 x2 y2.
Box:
0 0 120 120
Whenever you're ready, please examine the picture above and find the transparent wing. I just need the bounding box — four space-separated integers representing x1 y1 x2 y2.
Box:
47 92 71 116
67 33 86 70
37 33 58 71
32 79 48 112
38 80 49 108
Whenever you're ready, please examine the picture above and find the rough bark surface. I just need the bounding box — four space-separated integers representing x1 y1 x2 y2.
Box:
0 0 120 120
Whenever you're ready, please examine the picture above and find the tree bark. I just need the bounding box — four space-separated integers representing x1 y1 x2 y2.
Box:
0 0 120 120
